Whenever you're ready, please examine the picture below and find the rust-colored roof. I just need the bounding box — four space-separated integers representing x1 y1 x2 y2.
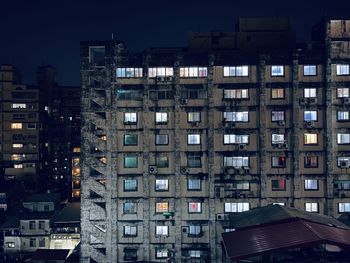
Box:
222 218 350 260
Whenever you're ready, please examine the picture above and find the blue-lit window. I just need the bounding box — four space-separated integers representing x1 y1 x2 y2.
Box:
337 111 350 121
116 68 143 78
303 65 317 76
336 64 350 76
304 111 317 121
224 157 249 167
223 112 249 122
148 67 173 77
271 65 284 76
223 66 249 77
124 179 137 191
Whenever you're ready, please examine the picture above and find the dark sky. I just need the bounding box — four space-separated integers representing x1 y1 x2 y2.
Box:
1 0 350 86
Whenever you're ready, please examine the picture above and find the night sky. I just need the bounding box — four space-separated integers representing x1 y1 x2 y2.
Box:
1 0 350 86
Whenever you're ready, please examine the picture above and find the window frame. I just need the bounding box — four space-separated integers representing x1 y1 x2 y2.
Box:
304 179 319 191
271 156 287 168
304 133 318 145
123 225 137 237
123 201 137 214
187 178 202 191
124 134 138 146
155 179 169 191
223 66 249 77
123 179 138 192
188 202 202 213
124 112 137 124
187 154 202 168
187 112 201 123
155 225 169 237
336 64 350 76
155 134 169 145
303 65 317 76
271 179 286 191
271 88 285 99
187 134 201 145
305 202 319 213
124 155 138 168
271 65 284 77
224 202 250 213
304 156 319 168
155 202 169 213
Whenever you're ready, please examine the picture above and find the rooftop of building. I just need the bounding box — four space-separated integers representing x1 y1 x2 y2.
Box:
52 202 80 224
23 193 61 203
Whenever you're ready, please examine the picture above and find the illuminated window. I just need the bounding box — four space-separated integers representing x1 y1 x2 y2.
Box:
124 155 138 168
271 88 284 99
303 65 317 76
179 67 207 77
236 181 250 190
304 133 318 145
335 180 350 190
156 248 168 259
271 134 285 144
336 64 349 76
337 133 350 144
124 134 138 146
124 226 137 237
224 89 249 99
123 179 137 191
155 134 168 145
271 65 284 76
188 178 201 190
224 156 249 167
305 179 318 190
272 156 286 168
272 179 286 191
73 147 80 152
11 154 24 161
337 88 350 98
155 112 168 124
304 111 317 121
189 250 201 258
11 123 22 129
337 111 350 121
271 111 285 121
123 201 137 214
188 112 200 122
148 67 173 77
339 203 350 213
223 66 249 77
304 88 317 98
188 134 200 145
224 202 249 213
6 242 15 248
188 225 202 236
188 202 202 213
155 179 169 191
12 143 23 148
11 103 26 109
124 113 137 124
155 202 169 213
224 134 249 144
305 203 318 213
223 111 249 122
116 68 143 78
155 226 168 236
14 164 23 169
304 156 318 168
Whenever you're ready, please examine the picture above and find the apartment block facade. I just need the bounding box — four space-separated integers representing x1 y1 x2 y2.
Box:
80 18 350 263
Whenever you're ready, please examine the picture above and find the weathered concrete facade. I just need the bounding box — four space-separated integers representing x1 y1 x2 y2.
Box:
80 18 350 263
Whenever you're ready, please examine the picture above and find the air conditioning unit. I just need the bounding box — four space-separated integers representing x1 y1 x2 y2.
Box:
181 99 188 105
304 121 314 128
309 98 318 105
156 76 164 82
180 166 188 174
182 227 188 233
225 167 235 175
243 167 250 174
343 98 350 105
299 98 307 105
165 76 173 82
278 120 285 126
149 165 158 174
340 161 350 168
216 213 227 221
238 144 246 150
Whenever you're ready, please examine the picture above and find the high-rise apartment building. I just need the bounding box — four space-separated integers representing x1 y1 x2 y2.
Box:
0 65 41 191
80 17 350 263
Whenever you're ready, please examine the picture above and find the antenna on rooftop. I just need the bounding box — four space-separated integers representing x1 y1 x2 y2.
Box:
112 33 114 40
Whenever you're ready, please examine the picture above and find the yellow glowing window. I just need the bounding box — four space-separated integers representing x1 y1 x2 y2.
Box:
271 88 284 99
11 123 22 129
12 144 23 148
156 202 169 213
304 133 318 144
73 147 81 152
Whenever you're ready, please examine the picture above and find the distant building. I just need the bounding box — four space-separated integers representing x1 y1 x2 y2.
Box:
0 65 41 191
80 17 350 262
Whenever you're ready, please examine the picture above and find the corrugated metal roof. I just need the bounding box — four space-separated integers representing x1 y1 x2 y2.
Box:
227 204 350 230
222 219 350 260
